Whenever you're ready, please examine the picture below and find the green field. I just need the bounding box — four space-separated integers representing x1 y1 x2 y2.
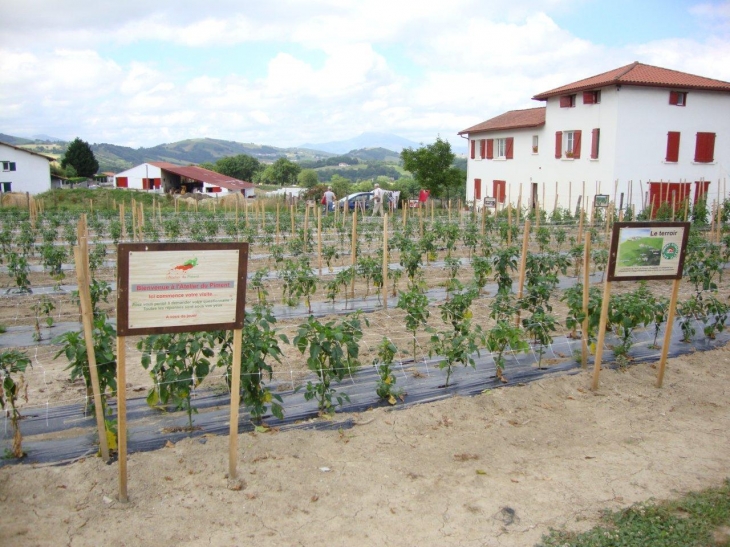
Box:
617 236 663 267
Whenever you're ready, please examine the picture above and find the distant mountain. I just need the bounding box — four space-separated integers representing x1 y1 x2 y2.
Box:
32 134 64 142
0 133 36 146
301 132 421 154
90 138 337 173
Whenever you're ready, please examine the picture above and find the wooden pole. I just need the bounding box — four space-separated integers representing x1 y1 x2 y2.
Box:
507 204 512 245
74 218 109 462
568 181 572 216
350 208 358 299
382 213 389 310
120 202 125 243
117 336 127 502
656 279 681 388
228 328 243 479
515 220 531 327
671 191 676 221
317 207 322 276
517 184 522 220
419 202 424 238
275 202 280 245
290 205 295 239
480 203 486 236
591 279 613 391
581 231 591 368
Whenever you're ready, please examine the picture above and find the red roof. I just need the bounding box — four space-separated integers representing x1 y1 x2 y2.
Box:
532 62 730 100
162 165 254 191
458 107 546 135
149 161 178 169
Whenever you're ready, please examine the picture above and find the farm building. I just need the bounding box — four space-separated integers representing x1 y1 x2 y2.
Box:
115 162 255 197
0 141 53 195
458 62 730 214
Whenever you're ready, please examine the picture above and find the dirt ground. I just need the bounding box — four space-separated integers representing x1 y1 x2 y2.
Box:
1 343 729 546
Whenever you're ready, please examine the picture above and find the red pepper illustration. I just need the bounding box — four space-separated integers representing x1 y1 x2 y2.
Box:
171 257 198 271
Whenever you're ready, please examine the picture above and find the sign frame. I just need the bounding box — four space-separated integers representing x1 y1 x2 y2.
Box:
594 194 610 208
606 221 690 282
117 242 248 336
483 197 497 209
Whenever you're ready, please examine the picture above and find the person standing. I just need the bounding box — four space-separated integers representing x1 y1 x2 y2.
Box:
372 183 384 216
323 186 336 213
418 188 430 208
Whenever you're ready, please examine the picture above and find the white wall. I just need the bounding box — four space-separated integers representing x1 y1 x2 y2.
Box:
115 163 162 190
0 144 51 195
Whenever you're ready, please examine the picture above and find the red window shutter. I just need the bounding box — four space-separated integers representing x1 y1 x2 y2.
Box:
590 128 600 159
573 130 582 159
474 178 482 200
470 140 475 159
583 91 595 105
555 132 562 158
480 139 486 159
669 91 679 105
694 132 715 163
493 180 506 203
505 137 514 159
665 132 680 162
559 96 571 108
486 139 494 160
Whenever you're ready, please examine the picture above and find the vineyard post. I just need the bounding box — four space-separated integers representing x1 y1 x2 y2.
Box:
604 202 611 240
568 181 572 213
75 216 109 461
304 202 309 246
431 199 434 223
581 231 591 368
507 204 512 245
235 197 239 228
671 191 676 221
401 199 406 227
683 194 689 221
535 188 541 230
382 213 388 309
120 202 125 243
650 194 656 219
117 335 127 502
656 278 680 388
517 183 522 220
276 202 280 245
290 205 295 239
578 199 584 244
131 199 136 241
553 180 558 216
590 278 613 391
245 199 249 229
515 219 531 327
317 207 322 276
228 328 243 479
350 208 358 298
480 202 486 236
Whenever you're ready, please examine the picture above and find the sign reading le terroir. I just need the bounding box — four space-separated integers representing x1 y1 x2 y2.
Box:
607 222 690 282
117 243 248 336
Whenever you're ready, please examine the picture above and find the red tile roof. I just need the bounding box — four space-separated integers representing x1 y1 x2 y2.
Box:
532 62 730 100
162 165 254 191
458 107 546 135
149 161 178 169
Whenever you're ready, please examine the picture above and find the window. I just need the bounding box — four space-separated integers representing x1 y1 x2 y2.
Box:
496 138 506 158
532 135 539 153
559 94 576 108
665 132 680 162
591 128 600 159
669 91 687 106
557 130 581 158
2 161 17 172
583 90 601 104
1 182 11 193
694 132 716 163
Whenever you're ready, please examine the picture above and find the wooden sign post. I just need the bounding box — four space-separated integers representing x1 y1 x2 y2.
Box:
116 243 249 501
591 222 690 390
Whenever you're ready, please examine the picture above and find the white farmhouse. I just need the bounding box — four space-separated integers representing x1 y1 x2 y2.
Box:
0 141 53 195
115 162 255 196
458 62 730 215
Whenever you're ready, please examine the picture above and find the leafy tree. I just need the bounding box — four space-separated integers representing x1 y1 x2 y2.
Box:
214 154 261 181
62 137 99 178
401 137 464 198
271 157 301 186
298 169 320 188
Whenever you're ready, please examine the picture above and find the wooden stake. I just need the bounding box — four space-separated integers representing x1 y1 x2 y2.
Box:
591 279 613 390
120 202 125 243
275 202 280 245
515 220 531 327
656 279 681 388
228 328 243 479
382 213 389 310
351 208 358 299
117 336 127 502
74 220 109 462
317 207 322 276
581 231 591 368
507 205 512 245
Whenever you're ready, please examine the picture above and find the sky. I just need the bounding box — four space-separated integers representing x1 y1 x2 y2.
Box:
1 0 729 153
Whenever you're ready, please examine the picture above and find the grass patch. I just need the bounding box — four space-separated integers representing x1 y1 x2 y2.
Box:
539 479 730 547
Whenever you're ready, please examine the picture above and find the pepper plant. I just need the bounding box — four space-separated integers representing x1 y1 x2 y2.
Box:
397 283 430 362
373 337 404 405
138 331 218 429
294 311 366 415
0 350 32 458
486 295 529 382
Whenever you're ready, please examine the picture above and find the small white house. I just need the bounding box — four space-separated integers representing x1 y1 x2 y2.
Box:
115 162 173 191
459 62 730 214
0 141 53 195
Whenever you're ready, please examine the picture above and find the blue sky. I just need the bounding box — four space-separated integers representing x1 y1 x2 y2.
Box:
1 0 728 151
